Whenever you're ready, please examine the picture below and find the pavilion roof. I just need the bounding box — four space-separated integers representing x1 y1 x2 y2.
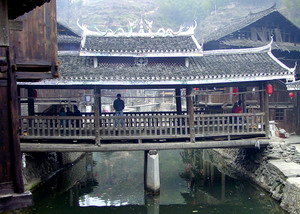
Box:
19 42 295 86
81 35 201 57
78 19 202 57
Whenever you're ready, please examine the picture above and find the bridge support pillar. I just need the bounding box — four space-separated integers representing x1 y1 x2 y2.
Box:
145 150 160 194
145 194 160 214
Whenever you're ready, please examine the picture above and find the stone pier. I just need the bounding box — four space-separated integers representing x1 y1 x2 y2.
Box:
145 150 160 194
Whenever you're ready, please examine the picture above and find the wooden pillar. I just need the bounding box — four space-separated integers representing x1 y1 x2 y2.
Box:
186 86 195 143
7 52 25 193
94 87 100 146
264 83 270 138
259 83 264 112
239 86 246 113
175 88 182 115
260 82 270 137
27 88 35 116
0 0 25 194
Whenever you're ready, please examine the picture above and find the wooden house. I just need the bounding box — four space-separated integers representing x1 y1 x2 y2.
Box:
18 19 294 145
201 4 300 133
0 0 57 211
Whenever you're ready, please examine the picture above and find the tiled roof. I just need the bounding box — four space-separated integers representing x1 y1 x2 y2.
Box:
22 44 295 86
81 35 201 57
220 39 300 52
202 5 277 43
57 22 81 44
58 35 81 44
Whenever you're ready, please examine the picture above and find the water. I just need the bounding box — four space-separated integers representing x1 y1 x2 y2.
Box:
9 150 286 214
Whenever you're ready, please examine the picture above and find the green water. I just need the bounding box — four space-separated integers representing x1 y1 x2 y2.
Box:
11 150 286 214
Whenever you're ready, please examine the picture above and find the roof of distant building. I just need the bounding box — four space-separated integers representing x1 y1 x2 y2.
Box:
202 4 295 44
57 22 81 45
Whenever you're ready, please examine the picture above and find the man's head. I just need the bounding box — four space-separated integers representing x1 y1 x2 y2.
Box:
116 94 121 98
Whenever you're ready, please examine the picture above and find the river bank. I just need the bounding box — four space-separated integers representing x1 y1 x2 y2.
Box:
214 135 300 214
22 152 85 191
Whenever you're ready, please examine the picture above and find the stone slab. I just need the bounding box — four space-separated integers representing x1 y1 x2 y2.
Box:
293 144 300 154
286 177 300 188
269 160 300 177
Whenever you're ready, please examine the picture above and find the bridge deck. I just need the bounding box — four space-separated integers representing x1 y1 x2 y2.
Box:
20 138 272 152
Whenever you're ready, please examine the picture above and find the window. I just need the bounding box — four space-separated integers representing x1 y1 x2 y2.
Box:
275 109 284 121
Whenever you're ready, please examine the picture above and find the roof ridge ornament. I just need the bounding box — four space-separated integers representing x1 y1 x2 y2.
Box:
77 18 197 38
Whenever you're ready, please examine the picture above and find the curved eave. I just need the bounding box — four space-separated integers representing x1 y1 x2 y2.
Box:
286 81 300 91
18 74 295 87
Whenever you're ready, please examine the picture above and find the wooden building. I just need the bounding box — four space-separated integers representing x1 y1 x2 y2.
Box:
18 19 294 146
201 4 300 133
0 0 57 211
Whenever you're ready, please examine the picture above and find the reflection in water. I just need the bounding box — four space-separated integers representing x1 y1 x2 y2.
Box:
12 150 287 214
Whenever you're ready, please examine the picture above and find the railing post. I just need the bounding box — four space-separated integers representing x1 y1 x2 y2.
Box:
175 88 182 115
186 86 195 143
94 87 100 146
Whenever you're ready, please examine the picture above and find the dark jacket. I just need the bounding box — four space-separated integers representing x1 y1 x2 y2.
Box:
113 98 125 111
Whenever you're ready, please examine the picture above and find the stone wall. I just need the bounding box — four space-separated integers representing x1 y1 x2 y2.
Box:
22 152 85 190
214 140 300 214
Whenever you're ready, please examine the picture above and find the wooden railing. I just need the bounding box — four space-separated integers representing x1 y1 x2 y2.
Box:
194 113 265 137
20 113 266 141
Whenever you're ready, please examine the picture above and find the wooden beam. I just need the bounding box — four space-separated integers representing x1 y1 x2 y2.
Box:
0 192 32 212
0 0 9 46
8 20 23 31
27 88 34 116
16 72 53 80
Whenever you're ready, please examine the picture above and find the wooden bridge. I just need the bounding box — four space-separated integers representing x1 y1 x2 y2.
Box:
20 111 270 152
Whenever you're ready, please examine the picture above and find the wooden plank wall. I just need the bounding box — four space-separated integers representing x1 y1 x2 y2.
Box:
8 0 58 77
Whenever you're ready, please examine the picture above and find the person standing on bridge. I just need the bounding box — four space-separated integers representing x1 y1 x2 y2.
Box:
113 94 125 127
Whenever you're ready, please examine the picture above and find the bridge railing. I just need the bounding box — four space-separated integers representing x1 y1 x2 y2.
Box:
194 112 265 137
19 112 266 141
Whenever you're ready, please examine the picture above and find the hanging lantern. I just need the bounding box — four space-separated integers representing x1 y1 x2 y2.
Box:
266 84 273 96
193 88 199 91
288 92 295 98
232 88 238 96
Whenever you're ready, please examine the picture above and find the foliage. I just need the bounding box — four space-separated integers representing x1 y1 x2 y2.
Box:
157 0 230 26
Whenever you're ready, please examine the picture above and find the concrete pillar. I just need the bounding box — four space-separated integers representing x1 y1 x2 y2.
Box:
145 150 160 194
145 194 160 214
